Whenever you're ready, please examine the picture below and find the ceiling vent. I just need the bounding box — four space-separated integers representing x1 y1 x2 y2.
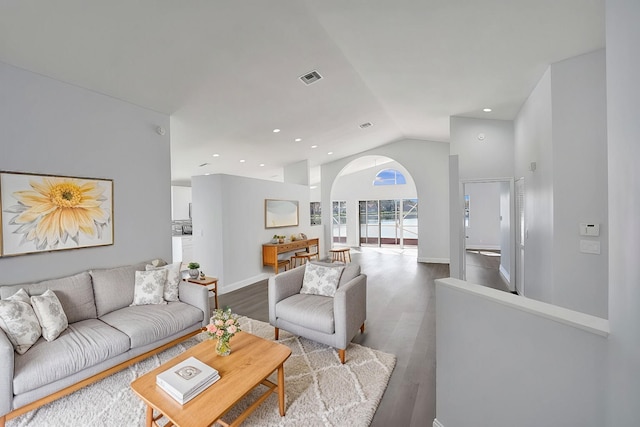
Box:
199 162 211 167
359 122 373 129
299 70 322 85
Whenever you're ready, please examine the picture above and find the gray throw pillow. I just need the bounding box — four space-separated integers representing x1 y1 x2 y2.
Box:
146 262 181 302
30 289 69 342
131 270 168 306
300 263 345 297
0 288 42 354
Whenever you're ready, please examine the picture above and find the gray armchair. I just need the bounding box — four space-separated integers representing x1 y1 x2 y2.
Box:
268 262 366 364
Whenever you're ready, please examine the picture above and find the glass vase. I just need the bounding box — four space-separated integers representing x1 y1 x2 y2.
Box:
216 338 231 356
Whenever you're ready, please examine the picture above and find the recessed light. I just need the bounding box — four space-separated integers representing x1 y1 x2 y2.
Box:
311 145 318 149
273 128 281 133
295 138 302 142
483 108 492 112
327 152 333 155
239 159 246 163
259 163 265 167
310 185 318 189
212 153 220 157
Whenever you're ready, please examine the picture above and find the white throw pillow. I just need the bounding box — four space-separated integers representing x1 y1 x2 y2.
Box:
30 289 69 342
131 270 168 306
300 263 345 297
0 288 42 354
146 262 181 302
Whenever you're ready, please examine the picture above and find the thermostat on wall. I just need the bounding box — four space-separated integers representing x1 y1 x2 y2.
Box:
580 223 600 237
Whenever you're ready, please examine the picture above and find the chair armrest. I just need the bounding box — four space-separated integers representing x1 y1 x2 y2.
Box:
0 330 14 416
179 281 211 327
268 266 305 325
334 274 367 349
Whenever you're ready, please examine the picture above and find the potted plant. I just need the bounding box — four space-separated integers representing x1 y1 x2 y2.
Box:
187 262 200 279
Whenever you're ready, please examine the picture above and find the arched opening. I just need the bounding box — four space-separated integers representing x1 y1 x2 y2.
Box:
329 155 419 250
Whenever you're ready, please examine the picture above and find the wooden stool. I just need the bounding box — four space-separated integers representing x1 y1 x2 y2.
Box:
291 251 319 268
276 259 290 273
329 247 351 263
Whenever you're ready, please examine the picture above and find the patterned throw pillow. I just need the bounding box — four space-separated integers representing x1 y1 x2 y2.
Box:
131 270 168 306
300 263 345 297
30 289 69 342
0 288 42 354
146 262 181 302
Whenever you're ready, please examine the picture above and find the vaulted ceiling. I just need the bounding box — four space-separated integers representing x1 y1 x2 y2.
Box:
0 1 604 184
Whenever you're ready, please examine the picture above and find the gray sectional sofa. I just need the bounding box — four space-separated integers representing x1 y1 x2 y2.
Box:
0 260 210 426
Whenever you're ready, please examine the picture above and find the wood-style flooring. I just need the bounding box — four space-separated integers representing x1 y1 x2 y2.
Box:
217 247 448 427
465 249 509 292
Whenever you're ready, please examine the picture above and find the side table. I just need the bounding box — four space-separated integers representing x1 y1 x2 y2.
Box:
185 276 218 309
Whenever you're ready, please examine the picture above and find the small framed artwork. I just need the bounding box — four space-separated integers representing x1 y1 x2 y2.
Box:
0 171 114 257
310 201 321 226
265 199 299 228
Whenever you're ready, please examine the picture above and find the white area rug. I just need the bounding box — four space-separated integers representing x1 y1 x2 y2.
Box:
8 317 396 427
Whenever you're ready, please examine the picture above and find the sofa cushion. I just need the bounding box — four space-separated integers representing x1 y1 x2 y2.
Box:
301 263 344 297
13 319 130 395
30 290 69 342
99 302 203 348
0 288 42 354
131 270 167 306
0 271 97 323
90 262 147 317
275 293 335 334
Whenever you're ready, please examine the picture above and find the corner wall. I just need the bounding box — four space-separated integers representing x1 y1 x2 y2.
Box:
0 62 171 284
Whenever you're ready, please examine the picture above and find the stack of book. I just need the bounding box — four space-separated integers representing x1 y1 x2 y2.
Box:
156 356 220 404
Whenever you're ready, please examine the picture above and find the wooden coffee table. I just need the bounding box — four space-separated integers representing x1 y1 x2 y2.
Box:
131 332 292 427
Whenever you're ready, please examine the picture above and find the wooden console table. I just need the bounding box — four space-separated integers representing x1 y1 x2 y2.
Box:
263 238 319 274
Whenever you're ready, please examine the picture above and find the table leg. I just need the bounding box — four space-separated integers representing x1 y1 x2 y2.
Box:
278 363 286 416
146 405 153 427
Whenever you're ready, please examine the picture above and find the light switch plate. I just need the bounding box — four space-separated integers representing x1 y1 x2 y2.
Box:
580 240 601 254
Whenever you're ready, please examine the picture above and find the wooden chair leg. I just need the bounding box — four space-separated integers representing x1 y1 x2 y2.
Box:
360 323 365 333
338 349 346 364
274 327 279 340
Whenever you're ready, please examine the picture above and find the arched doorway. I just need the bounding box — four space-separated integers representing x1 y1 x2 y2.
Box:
329 155 419 250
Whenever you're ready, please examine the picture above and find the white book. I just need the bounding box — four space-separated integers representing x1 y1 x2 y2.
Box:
156 356 219 404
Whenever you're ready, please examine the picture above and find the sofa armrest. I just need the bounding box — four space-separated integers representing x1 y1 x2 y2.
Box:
268 266 305 325
179 281 211 327
0 330 14 416
334 274 367 349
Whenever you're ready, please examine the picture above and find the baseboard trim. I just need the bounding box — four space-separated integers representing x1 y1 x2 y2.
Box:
218 273 270 295
418 257 450 264
466 245 500 251
433 418 445 427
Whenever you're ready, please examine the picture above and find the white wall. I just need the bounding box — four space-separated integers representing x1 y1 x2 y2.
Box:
331 160 417 247
464 182 500 250
514 50 608 318
514 68 555 304
0 62 171 284
551 50 608 318
191 174 314 292
450 117 515 180
321 139 450 263
436 279 607 427
605 0 640 424
171 185 192 220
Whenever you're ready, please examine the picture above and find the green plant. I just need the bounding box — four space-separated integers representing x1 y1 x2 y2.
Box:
187 262 200 269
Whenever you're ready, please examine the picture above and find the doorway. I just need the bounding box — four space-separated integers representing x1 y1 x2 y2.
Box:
358 199 418 247
462 179 516 292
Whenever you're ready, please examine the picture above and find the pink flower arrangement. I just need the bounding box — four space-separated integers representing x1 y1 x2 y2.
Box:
206 307 242 343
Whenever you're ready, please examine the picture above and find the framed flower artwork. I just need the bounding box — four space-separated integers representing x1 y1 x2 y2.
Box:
0 171 114 257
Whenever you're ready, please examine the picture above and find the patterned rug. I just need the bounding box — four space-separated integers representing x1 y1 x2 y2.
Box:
7 317 396 426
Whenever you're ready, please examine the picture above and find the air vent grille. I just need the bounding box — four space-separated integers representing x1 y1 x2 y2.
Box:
359 122 373 129
199 162 211 167
300 70 322 85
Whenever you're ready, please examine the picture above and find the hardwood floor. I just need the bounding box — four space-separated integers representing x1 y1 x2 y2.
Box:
465 249 509 292
217 247 448 427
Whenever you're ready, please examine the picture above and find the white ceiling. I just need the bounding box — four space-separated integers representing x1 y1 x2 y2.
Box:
0 1 604 184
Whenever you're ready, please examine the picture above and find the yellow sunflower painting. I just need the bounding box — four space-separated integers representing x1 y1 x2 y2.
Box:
1 172 113 256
